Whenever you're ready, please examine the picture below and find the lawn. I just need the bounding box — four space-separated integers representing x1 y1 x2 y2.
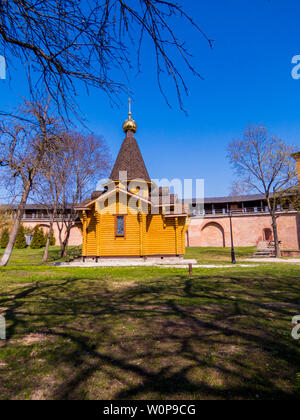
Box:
185 246 256 264
1 245 256 266
0 247 299 400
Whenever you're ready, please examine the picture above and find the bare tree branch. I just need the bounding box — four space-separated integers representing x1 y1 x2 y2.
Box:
0 96 63 266
34 130 111 258
228 125 297 257
0 0 213 117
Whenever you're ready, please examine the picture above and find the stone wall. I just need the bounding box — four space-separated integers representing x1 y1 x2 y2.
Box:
22 221 82 247
22 212 300 251
188 212 300 250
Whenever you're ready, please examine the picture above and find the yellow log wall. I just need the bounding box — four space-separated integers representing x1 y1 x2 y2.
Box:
82 201 187 257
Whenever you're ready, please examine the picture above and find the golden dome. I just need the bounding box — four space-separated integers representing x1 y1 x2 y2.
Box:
123 98 137 133
123 116 137 133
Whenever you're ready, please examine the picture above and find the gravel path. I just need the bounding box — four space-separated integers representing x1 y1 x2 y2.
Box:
244 258 300 264
57 261 257 269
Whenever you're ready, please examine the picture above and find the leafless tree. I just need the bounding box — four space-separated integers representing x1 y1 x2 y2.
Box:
229 182 251 197
228 126 297 258
0 0 213 116
0 97 62 266
36 131 110 258
33 153 64 263
279 185 300 215
287 154 300 212
0 206 13 232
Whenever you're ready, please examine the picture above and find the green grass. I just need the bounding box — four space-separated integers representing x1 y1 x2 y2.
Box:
1 245 256 266
185 246 256 264
0 247 299 400
0 246 81 265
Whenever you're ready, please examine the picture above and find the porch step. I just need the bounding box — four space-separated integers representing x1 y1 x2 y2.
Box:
252 250 275 258
257 241 272 251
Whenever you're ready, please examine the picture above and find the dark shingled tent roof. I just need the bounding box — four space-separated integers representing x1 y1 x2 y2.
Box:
110 131 151 182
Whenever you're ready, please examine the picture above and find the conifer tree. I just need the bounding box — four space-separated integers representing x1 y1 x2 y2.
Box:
30 226 46 249
15 225 27 249
49 231 56 246
0 228 10 249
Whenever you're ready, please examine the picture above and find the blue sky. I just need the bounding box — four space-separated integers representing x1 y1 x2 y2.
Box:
1 0 300 198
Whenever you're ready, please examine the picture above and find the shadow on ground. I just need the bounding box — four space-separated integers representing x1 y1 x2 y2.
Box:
0 269 300 400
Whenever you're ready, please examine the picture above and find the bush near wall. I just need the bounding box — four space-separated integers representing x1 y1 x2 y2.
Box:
0 228 9 249
24 226 34 236
49 231 56 246
30 226 46 249
15 225 27 249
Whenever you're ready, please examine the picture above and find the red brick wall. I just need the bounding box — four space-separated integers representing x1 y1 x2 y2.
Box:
188 213 300 250
23 212 300 251
22 221 83 246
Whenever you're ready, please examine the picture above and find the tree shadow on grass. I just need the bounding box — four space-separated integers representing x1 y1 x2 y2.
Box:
1 271 300 400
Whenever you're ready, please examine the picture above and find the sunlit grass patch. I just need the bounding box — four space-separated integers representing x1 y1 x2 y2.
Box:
0 248 299 399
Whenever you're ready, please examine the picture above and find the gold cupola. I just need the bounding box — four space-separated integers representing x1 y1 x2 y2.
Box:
123 98 137 133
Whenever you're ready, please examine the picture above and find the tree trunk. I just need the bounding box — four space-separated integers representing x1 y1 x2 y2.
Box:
271 214 281 258
57 219 64 254
60 222 72 258
42 217 54 263
0 181 31 266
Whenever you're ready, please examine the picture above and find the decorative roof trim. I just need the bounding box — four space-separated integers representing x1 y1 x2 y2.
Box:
75 187 153 210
